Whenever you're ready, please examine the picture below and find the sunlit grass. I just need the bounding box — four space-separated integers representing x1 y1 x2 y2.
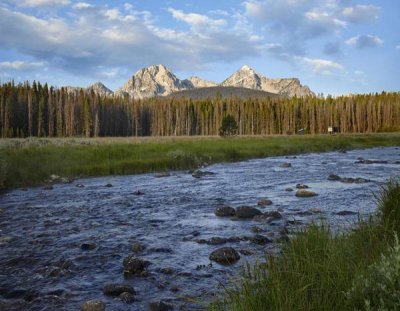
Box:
0 133 399 190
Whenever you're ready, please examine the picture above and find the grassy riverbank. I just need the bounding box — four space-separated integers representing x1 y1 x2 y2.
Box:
211 179 400 311
1 133 400 190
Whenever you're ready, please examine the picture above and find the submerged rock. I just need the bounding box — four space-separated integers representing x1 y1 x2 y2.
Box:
248 234 271 245
102 283 135 296
131 242 146 253
327 174 341 181
149 301 174 311
235 206 262 219
104 183 113 187
123 256 151 275
214 205 236 217
119 291 135 304
155 172 171 178
257 199 273 206
209 247 240 265
336 210 358 216
296 183 309 189
81 243 96 251
340 177 370 184
43 185 54 190
285 187 294 192
81 300 105 311
295 190 318 197
133 190 145 195
191 170 215 178
253 211 283 223
355 159 388 164
280 162 292 168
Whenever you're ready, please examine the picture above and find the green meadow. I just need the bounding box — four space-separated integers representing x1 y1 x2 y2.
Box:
1 133 400 190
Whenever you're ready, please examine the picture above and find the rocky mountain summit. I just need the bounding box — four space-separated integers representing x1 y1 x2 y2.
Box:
117 64 314 99
221 65 314 97
71 64 314 99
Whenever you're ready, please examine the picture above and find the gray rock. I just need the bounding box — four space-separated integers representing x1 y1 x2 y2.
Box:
123 256 151 275
104 183 113 187
119 292 135 304
235 206 262 219
336 210 358 216
214 205 236 217
248 234 271 245
285 187 294 192
296 184 309 189
253 211 282 223
102 283 135 296
295 190 318 197
209 247 240 265
81 300 105 311
280 162 292 168
191 170 215 178
131 242 146 253
257 199 272 206
328 174 341 181
155 172 171 178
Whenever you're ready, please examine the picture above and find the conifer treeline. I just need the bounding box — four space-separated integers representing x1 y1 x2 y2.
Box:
1 81 399 137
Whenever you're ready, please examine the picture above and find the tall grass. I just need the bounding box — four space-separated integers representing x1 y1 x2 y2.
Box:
211 179 400 311
0 133 399 190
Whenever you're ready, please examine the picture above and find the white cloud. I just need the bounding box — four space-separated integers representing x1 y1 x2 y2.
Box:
168 8 226 28
73 2 93 10
17 0 70 7
302 57 343 75
0 5 261 77
305 9 346 29
396 45 400 50
342 5 380 23
345 35 383 49
0 61 45 70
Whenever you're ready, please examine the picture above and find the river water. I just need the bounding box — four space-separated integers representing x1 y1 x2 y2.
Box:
0 147 399 310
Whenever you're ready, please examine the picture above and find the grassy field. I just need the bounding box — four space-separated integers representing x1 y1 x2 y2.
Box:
210 179 400 311
0 133 400 190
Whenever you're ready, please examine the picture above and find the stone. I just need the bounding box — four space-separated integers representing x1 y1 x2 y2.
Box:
336 210 358 216
102 283 135 297
191 170 215 178
280 162 292 168
155 172 171 178
104 183 113 187
253 211 282 223
235 206 262 219
209 247 240 265
123 256 151 275
76 184 85 188
214 205 236 217
248 235 271 245
81 243 96 251
148 301 174 311
119 292 134 304
295 190 318 198
131 242 146 253
327 174 341 181
285 188 293 192
133 190 145 195
296 184 309 189
257 199 272 206
81 300 105 311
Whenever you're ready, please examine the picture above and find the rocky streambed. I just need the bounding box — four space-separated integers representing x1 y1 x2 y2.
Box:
0 147 399 310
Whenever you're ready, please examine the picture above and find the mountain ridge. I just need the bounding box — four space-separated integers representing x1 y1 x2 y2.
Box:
68 64 315 99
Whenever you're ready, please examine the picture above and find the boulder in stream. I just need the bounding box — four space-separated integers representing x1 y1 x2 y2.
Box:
209 247 240 265
191 170 215 178
257 199 273 206
214 205 236 217
235 206 262 219
148 301 174 311
102 283 135 296
123 256 151 276
295 190 318 198
81 300 105 311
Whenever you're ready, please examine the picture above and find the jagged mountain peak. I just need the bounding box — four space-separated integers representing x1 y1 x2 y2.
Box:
117 64 315 99
87 81 113 96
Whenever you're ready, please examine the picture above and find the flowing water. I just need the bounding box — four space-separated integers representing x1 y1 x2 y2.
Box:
0 147 399 310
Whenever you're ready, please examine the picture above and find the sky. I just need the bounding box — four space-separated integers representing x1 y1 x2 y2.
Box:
0 0 399 95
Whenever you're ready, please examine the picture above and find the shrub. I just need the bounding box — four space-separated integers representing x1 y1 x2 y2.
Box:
377 179 400 234
346 235 400 310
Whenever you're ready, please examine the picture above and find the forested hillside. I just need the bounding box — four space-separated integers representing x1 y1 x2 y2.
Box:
0 81 399 137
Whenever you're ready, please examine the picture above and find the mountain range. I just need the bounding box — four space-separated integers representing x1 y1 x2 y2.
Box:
71 64 314 99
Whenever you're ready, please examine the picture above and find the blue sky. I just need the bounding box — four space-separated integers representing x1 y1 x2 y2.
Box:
0 0 399 95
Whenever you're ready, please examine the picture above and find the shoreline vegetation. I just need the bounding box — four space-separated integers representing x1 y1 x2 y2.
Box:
1 133 400 191
210 179 400 311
